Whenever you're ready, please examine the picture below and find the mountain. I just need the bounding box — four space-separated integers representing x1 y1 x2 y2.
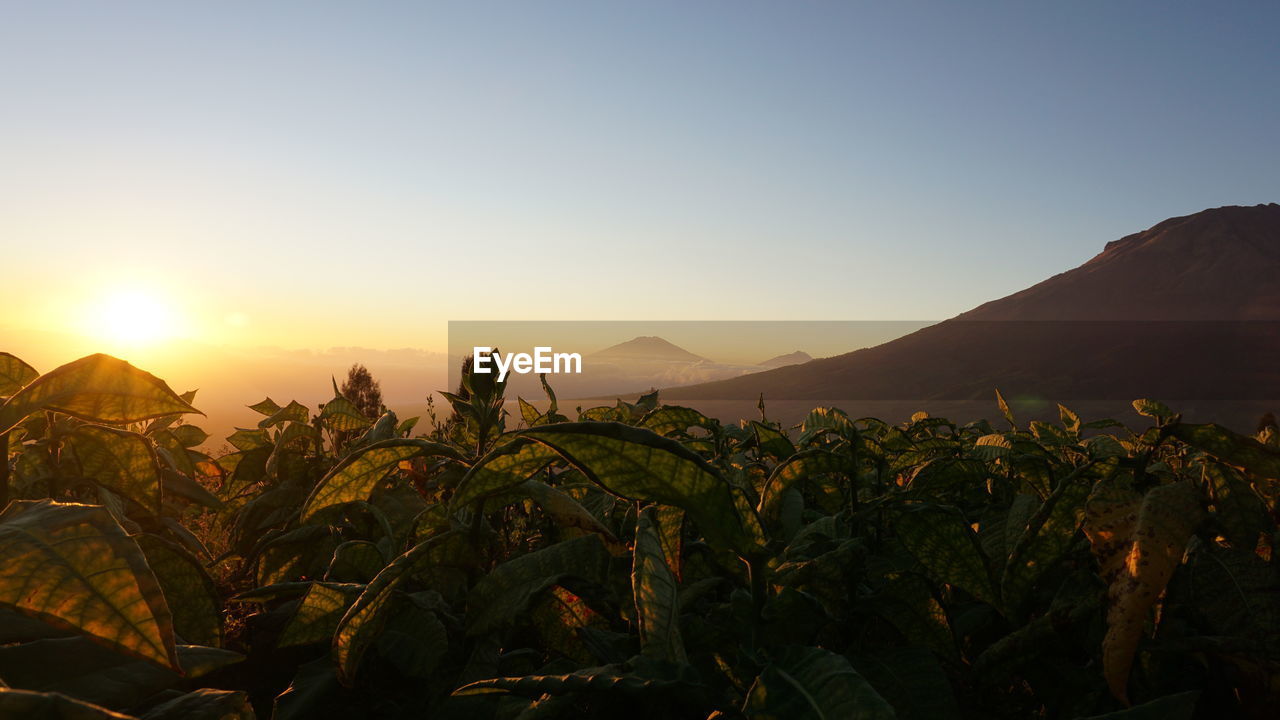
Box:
961 203 1280 321
758 351 813 368
590 336 710 362
662 204 1280 419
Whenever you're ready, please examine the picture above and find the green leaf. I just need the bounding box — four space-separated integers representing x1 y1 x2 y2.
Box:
375 599 448 678
633 508 685 663
271 657 352 720
1074 691 1199 719
248 397 282 416
640 406 714 437
895 505 998 607
522 422 765 557
135 535 222 647
907 458 988 493
0 354 199 434
0 637 241 711
467 535 610 636
752 421 796 461
453 659 697 698
226 428 270 452
518 397 541 426
140 688 255 720
66 426 163 514
167 424 207 449
487 480 619 542
324 540 386 584
529 585 607 663
450 439 560 510
797 407 856 444
1058 404 1082 436
971 434 1013 460
320 395 372 433
1001 471 1091 613
333 531 467 684
0 500 179 670
300 438 460 521
0 353 38 397
759 450 849 518
1132 398 1173 419
160 468 222 510
0 687 137 719
1203 462 1272 549
744 646 895 719
1169 423 1280 480
257 400 309 429
655 505 684 581
279 582 363 648
849 646 960 720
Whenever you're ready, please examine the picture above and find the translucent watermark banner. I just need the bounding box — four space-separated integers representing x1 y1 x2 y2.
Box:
447 320 1280 429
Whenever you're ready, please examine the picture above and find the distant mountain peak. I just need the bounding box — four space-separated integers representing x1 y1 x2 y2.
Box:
962 203 1280 321
1094 203 1280 262
759 350 813 368
591 336 709 362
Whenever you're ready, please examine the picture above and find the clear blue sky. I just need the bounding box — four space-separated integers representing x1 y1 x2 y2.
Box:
2 1 1277 350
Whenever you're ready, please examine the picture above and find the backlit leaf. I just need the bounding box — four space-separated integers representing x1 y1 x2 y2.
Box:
257 400 309 429
0 354 199 434
758 450 849 518
1169 422 1280 480
752 421 796 461
744 645 894 720
0 353 38 397
633 507 685 663
333 532 466 684
248 398 283 416
0 501 179 670
522 423 765 556
467 535 610 636
319 395 372 433
896 505 998 607
279 582 362 648
0 637 241 711
66 425 162 514
1132 399 1173 420
139 688 255 720
1001 471 1091 613
640 406 714 437
450 439 560 510
136 535 222 647
0 687 136 719
300 438 460 521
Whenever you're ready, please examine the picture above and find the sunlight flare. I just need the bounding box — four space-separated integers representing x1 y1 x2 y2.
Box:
86 287 180 346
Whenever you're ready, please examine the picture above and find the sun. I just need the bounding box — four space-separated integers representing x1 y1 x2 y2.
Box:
88 287 180 346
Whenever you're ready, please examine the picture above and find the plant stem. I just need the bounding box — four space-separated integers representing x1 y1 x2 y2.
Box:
0 430 9 508
746 556 767 651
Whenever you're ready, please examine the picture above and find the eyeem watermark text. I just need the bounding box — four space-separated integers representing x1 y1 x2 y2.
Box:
473 346 582 382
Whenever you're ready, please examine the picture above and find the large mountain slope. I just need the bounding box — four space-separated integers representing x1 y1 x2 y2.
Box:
664 204 1280 405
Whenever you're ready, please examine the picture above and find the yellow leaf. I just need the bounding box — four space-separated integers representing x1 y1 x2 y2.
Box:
1084 480 1201 703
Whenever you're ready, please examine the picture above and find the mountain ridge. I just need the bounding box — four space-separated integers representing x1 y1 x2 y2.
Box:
663 204 1280 406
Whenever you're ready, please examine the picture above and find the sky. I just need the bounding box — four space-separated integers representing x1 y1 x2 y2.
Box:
2 1 1278 357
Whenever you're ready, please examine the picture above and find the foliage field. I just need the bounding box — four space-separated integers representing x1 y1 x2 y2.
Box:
0 351 1277 719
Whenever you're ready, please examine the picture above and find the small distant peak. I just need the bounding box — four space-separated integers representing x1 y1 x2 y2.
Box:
758 350 813 368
